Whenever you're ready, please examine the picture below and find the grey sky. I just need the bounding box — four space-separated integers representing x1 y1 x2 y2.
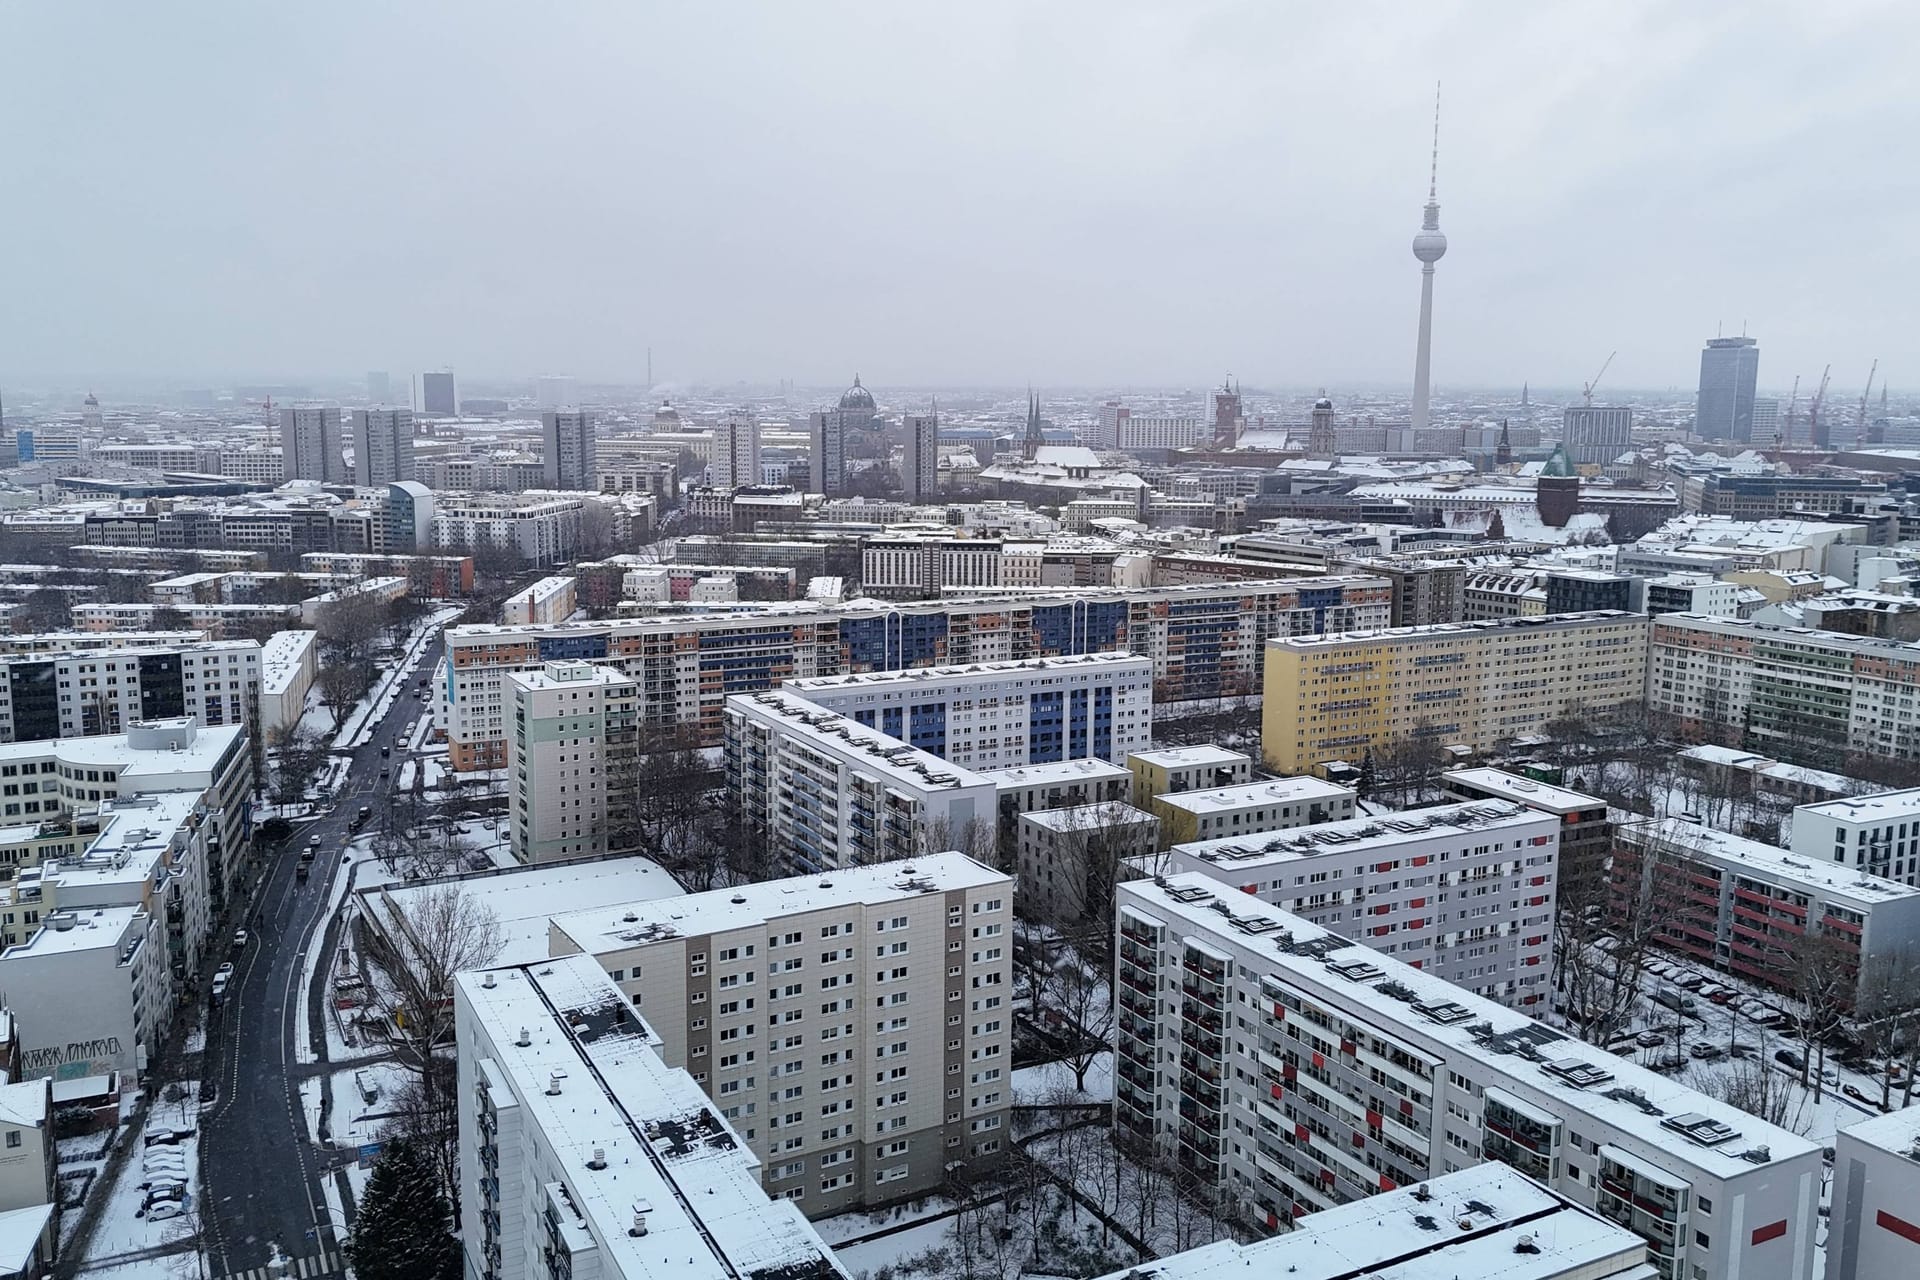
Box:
4 2 1915 393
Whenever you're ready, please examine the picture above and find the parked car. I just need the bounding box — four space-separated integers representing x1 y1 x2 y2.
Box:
231 929 248 950
1635 1030 1666 1048
1776 1049 1805 1070
1651 1053 1689 1074
143 1128 193 1148
210 973 230 1002
1709 989 1738 1005
144 1199 185 1221
1644 960 1671 977
1653 991 1697 1014
1689 1042 1726 1060
1674 973 1709 991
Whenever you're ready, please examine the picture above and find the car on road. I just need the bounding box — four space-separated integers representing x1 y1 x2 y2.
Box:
1776 1049 1805 1069
308 835 322 852
1842 1083 1877 1106
1689 1042 1725 1060
380 746 390 758
215 962 233 978
1635 1031 1666 1048
231 929 248 950
349 807 370 830
211 972 230 1002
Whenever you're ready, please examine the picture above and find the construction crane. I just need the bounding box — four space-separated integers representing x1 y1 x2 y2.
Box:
1808 364 1832 448
1782 375 1800 448
1583 351 1617 407
1857 359 1879 446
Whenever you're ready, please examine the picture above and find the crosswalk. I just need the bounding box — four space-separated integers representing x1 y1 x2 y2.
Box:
215 1250 344 1280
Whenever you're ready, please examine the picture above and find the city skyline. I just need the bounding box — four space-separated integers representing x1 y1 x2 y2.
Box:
3 4 1916 390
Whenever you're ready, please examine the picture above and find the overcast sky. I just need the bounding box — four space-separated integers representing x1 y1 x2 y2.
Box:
4 2 1915 395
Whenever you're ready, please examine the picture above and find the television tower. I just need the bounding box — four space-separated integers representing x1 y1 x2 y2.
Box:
1409 83 1448 433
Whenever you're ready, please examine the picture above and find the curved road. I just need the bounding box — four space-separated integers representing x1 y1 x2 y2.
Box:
199 634 445 1276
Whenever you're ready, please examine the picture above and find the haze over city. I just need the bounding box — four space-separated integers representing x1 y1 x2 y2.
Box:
5 2 1917 390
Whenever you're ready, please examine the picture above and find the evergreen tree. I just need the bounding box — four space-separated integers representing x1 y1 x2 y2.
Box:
1356 748 1377 801
346 1138 461 1280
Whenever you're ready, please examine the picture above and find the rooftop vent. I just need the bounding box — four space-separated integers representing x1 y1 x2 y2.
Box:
516 1027 531 1047
1661 1113 1741 1147
1514 1235 1539 1255
1327 958 1384 984
1412 1182 1432 1202
546 1070 565 1096
1412 999 1475 1025
1542 1057 1616 1089
1739 1145 1771 1165
1603 1085 1664 1116
587 1147 607 1170
629 1198 653 1237
482 972 497 989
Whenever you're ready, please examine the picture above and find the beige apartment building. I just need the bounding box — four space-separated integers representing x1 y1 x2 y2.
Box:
544 851 1013 1217
506 661 638 864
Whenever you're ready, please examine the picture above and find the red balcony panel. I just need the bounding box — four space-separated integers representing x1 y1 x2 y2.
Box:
1751 1220 1787 1246
1380 1175 1398 1191
1352 1131 1365 1148
1312 1051 1325 1070
1366 1109 1382 1128
1270 1083 1286 1100
1295 1123 1311 1143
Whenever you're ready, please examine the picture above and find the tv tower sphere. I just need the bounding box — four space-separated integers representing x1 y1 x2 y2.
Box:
1412 222 1448 264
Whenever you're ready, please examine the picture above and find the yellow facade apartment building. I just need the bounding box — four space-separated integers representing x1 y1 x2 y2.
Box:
1261 610 1649 775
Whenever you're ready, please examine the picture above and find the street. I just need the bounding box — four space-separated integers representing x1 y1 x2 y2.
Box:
198 633 444 1277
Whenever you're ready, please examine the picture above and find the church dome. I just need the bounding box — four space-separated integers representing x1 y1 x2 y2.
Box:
838 376 876 412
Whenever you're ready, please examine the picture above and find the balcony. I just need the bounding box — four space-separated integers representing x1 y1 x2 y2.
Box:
1180 1002 1223 1033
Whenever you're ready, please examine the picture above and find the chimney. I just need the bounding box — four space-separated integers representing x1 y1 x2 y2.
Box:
546 1071 563 1095
482 972 497 989
629 1199 653 1237
587 1147 607 1170
516 1027 531 1047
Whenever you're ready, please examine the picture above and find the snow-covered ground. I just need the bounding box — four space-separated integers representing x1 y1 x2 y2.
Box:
335 607 462 750
1012 1053 1113 1106
71 1082 204 1267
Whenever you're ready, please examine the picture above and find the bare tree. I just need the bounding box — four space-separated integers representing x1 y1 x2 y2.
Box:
1852 947 1920 1110
1783 929 1856 1101
1711 1053 1812 1133
370 884 505 1083
149 604 190 633
1559 821 1693 1045
1375 725 1444 808
382 1055 462 1223
316 656 371 731
316 588 387 668
268 724 328 809
1052 947 1113 1093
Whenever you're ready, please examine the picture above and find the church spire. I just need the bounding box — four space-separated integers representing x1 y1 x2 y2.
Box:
1023 390 1044 461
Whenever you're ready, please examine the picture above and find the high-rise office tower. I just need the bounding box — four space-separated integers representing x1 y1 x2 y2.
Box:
365 371 390 403
710 413 761 490
1696 336 1759 441
1561 405 1632 466
902 410 938 501
419 370 457 416
540 409 595 490
1092 401 1126 449
1409 87 1447 433
352 407 416 486
278 406 346 483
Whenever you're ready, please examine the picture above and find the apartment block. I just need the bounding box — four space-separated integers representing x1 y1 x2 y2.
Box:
725 691 994 873
1017 801 1159 925
1830 1108 1920 1280
507 662 638 865
0 719 251 911
453 956 845 1280
0 641 260 742
1090 1165 1651 1280
1155 800 1558 1006
437 577 1391 767
1788 789 1920 885
977 757 1132 849
351 407 415 486
1128 746 1254 818
1612 816 1920 991
1153 776 1356 848
1444 767 1612 896
1114 874 1823 1280
1262 612 1650 776
1648 613 1920 764
0 1080 56 1265
781 653 1153 770
544 853 1013 1216
860 534 1011 599
431 493 585 568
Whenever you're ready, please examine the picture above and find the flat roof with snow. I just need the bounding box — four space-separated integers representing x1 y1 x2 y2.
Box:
976 758 1133 793
782 651 1151 694
1019 801 1157 832
2 904 145 957
1622 817 1920 908
1091 1164 1648 1280
457 957 842 1280
730 690 991 792
259 628 317 695
1793 788 1920 824
1835 1106 1920 1159
1169 800 1551 869
1155 775 1355 816
1267 610 1643 653
1121 873 1820 1175
1443 767 1604 814
1128 745 1250 770
549 851 1005 954
364 858 681 968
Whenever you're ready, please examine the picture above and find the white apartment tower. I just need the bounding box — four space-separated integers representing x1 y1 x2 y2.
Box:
541 409 597 491
1114 874 1822 1280
351 407 416 486
277 405 346 483
711 413 761 491
544 852 1014 1216
506 660 638 864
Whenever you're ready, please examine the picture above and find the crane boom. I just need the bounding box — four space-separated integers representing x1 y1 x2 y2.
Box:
1782 375 1800 448
1858 359 1879 446
1808 364 1833 448
1583 351 1617 407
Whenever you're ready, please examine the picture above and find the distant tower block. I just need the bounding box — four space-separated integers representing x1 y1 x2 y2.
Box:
1409 85 1448 434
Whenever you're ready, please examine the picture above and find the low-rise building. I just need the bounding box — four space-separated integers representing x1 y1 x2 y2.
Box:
1090 1165 1650 1280
1127 746 1253 816
977 758 1132 847
500 575 577 626
1017 801 1159 925
0 1079 55 1262
257 629 317 736
544 853 1012 1216
454 956 845 1280
1115 874 1823 1280
780 653 1154 769
1614 816 1920 990
1675 745 1863 807
1788 788 1920 885
1152 776 1356 848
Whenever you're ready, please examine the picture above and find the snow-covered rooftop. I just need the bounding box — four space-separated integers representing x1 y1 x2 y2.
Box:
1443 767 1605 814
1019 801 1157 833
1835 1106 1920 1160
1268 610 1641 653
1793 788 1920 824
1092 1164 1647 1280
781 650 1149 694
1128 745 1250 770
976 758 1133 792
457 957 843 1280
1622 817 1920 908
1154 775 1355 816
1122 873 1822 1174
3 904 145 957
1167 800 1549 869
732 689 991 792
549 851 1005 954
258 628 316 696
